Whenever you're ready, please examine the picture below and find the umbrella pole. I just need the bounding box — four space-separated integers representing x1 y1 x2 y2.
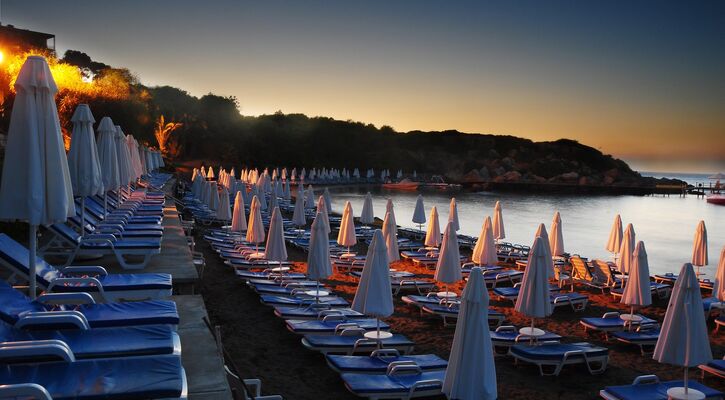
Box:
80 197 86 238
530 317 535 345
316 280 320 304
103 192 108 216
29 225 37 299
684 367 689 394
376 318 382 349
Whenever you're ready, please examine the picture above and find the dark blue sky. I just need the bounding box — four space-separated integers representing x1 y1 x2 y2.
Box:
3 0 724 171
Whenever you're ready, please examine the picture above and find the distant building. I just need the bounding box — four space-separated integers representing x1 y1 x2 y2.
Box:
0 23 55 54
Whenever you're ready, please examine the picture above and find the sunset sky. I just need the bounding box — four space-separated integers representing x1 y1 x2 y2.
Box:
4 1 724 172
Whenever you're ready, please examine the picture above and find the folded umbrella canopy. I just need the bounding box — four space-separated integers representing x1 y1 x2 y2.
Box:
620 241 652 323
653 263 712 399
472 216 497 267
534 223 555 278
307 211 333 300
352 229 393 339
231 191 247 232
412 194 426 229
715 246 725 302
337 201 357 254
216 186 232 222
606 214 623 260
618 223 636 274
448 198 460 231
443 267 497 400
265 206 288 264
0 56 75 298
246 196 265 256
304 185 315 209
96 116 120 215
360 192 375 225
492 201 505 241
385 199 396 228
67 104 104 238
549 211 565 257
114 126 134 188
125 135 143 181
323 187 332 213
292 190 306 229
514 236 552 339
434 222 463 299
382 211 400 263
315 195 331 234
424 206 441 248
691 220 708 277
207 181 220 211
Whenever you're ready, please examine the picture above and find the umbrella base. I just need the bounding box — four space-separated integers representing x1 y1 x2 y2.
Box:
364 331 392 340
667 387 705 400
305 290 329 297
518 327 545 337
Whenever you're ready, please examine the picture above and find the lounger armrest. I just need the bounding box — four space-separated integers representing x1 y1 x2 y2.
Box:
36 292 96 305
552 295 570 304
371 348 401 358
47 277 105 294
0 341 75 362
334 323 360 335
316 309 342 319
60 265 108 276
0 384 53 400
80 237 116 248
15 312 90 330
388 363 422 375
602 312 620 319
408 379 443 398
495 325 516 333
321 314 346 323
631 375 660 385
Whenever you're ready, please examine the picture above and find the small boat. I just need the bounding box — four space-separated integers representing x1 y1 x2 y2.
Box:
382 178 419 191
706 194 725 205
420 175 462 191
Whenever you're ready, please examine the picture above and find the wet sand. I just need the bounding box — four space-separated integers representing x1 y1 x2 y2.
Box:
197 229 725 399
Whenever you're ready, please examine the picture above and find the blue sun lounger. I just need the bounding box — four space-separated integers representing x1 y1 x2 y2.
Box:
421 303 505 328
599 375 722 400
326 349 447 374
0 234 172 302
0 353 187 399
492 284 562 302
236 270 306 281
45 224 162 269
580 312 658 338
86 197 163 224
510 341 609 376
274 306 365 320
0 321 180 359
302 328 415 355
260 294 349 307
699 357 725 380
0 280 179 329
490 325 562 352
341 365 444 399
611 326 660 355
610 283 671 300
248 280 321 295
286 318 390 335
69 215 163 239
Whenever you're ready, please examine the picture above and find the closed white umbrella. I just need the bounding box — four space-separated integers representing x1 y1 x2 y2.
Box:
448 198 460 231
549 211 565 256
443 267 497 400
606 214 623 261
315 195 331 234
292 191 306 230
0 56 75 298
360 192 375 225
200 181 211 205
337 201 357 254
307 211 333 300
472 216 497 266
206 167 215 179
283 181 291 200
126 135 143 181
618 223 636 274
305 185 315 209
620 241 652 324
231 191 247 232
268 189 278 212
323 187 332 213
514 236 552 340
208 181 220 211
424 206 441 248
412 194 426 230
351 229 394 339
67 104 103 238
257 188 267 211
96 116 119 214
246 195 265 256
385 199 396 228
691 220 708 277
114 126 134 189
216 186 232 222
713 246 725 302
264 206 288 264
434 222 462 299
653 263 712 400
534 223 555 278
382 211 400 263
492 201 505 241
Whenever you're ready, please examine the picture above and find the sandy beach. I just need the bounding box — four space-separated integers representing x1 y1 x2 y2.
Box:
197 227 725 399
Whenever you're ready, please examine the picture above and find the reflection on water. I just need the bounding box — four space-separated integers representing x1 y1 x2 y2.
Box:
327 186 724 279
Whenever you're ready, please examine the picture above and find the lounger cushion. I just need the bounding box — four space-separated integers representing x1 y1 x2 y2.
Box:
60 273 173 293
286 319 389 333
706 360 725 372
236 271 306 280
260 294 349 307
490 330 562 344
0 322 176 358
604 380 722 399
510 342 608 361
612 329 660 343
80 239 161 250
342 370 444 395
78 300 179 328
0 354 184 399
328 354 447 373
274 307 364 319
580 315 657 330
304 334 414 349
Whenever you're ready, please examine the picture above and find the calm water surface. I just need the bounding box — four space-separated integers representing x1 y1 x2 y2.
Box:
327 187 724 280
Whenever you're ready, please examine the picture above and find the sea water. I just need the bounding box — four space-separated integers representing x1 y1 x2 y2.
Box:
327 178 724 280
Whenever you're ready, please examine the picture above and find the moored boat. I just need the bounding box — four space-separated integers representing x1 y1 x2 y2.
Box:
706 194 725 205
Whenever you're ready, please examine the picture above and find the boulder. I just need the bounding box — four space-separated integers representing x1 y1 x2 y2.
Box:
560 171 579 180
503 171 522 182
461 169 482 183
